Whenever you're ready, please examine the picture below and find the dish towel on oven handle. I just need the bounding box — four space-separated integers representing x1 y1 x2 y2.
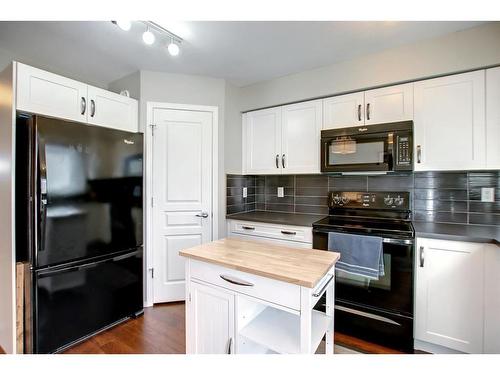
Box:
328 232 385 280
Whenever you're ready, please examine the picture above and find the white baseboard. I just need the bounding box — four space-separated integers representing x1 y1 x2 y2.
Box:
414 339 466 354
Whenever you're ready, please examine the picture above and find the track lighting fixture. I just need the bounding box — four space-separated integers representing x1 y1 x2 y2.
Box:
142 27 155 45
167 39 180 56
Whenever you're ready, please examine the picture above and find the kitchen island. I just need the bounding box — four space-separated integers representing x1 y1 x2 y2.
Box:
179 237 340 354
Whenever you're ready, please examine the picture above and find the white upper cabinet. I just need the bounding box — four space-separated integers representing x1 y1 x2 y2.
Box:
281 100 322 174
243 107 282 174
322 92 364 129
414 70 486 171
16 63 88 123
87 85 138 132
364 83 414 125
415 238 484 353
16 62 139 132
486 67 500 169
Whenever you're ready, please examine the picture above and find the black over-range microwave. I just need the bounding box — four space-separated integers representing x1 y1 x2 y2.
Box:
320 121 413 173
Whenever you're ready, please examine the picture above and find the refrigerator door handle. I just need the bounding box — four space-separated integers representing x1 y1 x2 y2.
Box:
38 134 48 252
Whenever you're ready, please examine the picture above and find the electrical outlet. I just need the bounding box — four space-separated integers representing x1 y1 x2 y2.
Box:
277 187 284 198
481 187 494 202
242 187 248 198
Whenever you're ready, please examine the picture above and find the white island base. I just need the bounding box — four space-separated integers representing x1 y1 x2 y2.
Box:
180 238 339 354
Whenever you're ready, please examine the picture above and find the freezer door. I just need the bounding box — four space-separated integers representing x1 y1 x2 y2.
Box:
34 248 143 353
35 116 143 268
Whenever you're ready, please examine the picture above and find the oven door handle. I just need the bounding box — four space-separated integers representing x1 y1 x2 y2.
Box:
313 229 414 245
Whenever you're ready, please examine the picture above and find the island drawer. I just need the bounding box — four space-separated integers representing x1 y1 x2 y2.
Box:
189 259 301 310
229 220 312 244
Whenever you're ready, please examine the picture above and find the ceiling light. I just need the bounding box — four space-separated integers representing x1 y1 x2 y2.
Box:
114 20 131 31
167 40 180 56
142 28 155 45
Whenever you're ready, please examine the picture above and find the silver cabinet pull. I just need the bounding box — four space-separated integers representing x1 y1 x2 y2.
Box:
281 230 296 235
275 154 279 168
90 99 96 117
366 103 371 120
357 104 362 121
419 246 425 267
417 145 422 164
312 274 334 297
241 226 255 230
227 337 232 354
195 212 209 218
80 97 86 115
282 154 285 168
358 127 368 132
220 274 254 287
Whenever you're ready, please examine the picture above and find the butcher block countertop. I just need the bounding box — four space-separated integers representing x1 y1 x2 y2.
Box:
179 237 340 288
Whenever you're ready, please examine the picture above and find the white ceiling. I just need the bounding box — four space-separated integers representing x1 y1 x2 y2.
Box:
0 21 487 87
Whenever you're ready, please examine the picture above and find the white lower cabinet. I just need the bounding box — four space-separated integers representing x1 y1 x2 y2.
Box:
415 238 500 354
188 281 235 354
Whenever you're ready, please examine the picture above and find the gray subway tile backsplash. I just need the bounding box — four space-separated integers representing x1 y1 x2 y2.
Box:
226 171 500 226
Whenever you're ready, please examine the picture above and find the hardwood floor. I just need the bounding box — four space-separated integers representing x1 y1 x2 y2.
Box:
62 302 417 354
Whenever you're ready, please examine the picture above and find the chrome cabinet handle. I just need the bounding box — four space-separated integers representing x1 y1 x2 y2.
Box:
419 246 425 267
241 226 255 230
417 145 422 164
275 154 279 168
227 337 232 354
358 127 368 132
366 103 371 120
220 274 254 287
312 274 334 297
282 154 285 168
357 104 362 121
281 230 296 235
90 99 96 117
80 97 86 115
195 212 209 218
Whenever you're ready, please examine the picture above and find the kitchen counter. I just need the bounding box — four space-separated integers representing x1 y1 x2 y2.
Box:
180 237 339 288
226 211 324 227
413 222 500 246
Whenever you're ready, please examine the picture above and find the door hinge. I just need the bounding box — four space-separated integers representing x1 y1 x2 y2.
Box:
151 197 154 207
149 123 157 136
150 268 154 278
189 293 191 302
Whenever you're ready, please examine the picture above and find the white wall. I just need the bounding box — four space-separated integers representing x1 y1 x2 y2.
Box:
237 22 500 111
224 82 242 174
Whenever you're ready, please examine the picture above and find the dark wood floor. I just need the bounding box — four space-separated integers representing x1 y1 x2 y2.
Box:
62 302 415 354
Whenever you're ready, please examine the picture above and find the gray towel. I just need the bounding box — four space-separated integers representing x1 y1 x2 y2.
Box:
328 232 384 279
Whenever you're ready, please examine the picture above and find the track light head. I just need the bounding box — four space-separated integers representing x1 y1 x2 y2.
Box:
142 29 155 45
167 40 180 56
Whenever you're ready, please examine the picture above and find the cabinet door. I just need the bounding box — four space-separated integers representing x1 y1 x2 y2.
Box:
484 245 500 353
243 107 282 174
415 238 484 353
16 63 88 123
486 67 500 169
188 282 234 354
281 100 322 174
87 85 139 132
364 83 413 125
322 92 364 129
414 71 486 171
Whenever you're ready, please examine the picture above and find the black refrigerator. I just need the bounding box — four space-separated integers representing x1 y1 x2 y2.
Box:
16 115 144 353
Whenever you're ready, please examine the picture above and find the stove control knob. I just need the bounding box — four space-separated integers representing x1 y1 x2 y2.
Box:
341 196 349 204
384 196 394 206
394 196 404 206
332 195 341 205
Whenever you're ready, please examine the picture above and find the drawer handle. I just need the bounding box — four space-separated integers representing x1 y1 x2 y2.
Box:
220 274 254 287
312 274 334 297
241 226 255 230
281 230 296 235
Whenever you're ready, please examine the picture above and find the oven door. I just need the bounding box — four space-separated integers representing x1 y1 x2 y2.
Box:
313 228 414 316
321 131 394 172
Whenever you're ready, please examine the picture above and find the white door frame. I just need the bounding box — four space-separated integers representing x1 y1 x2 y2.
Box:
144 102 219 307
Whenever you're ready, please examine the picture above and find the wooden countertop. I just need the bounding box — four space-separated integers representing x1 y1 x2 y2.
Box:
179 237 340 288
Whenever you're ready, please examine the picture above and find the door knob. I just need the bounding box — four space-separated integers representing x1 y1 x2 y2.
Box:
196 212 209 218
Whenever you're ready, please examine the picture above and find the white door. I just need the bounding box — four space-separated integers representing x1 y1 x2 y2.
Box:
414 71 486 171
87 85 139 132
243 107 282 175
322 92 364 129
364 83 413 125
188 282 234 354
152 108 213 303
486 67 500 169
484 245 500 353
281 100 322 174
16 62 88 123
415 238 484 353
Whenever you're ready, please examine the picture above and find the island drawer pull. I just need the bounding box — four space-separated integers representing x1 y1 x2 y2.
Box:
220 274 254 287
312 274 334 297
241 226 255 230
280 230 296 235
